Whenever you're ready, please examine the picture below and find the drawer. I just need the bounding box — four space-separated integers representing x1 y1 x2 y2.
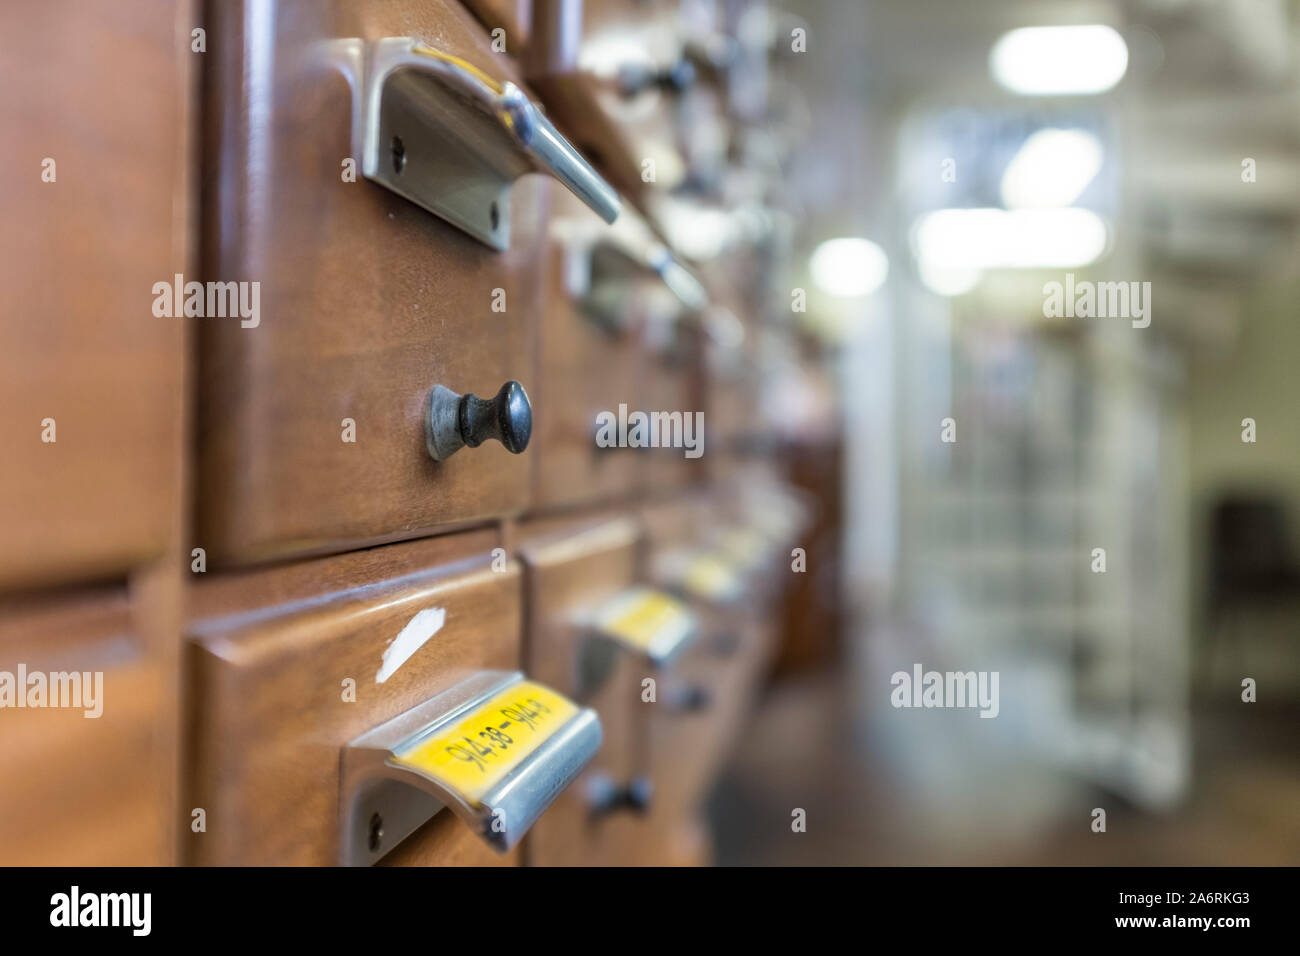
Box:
633 492 790 826
644 610 769 825
186 528 532 865
517 514 648 865
701 284 757 482
638 314 706 494
528 0 691 206
644 479 808 612
0 589 170 865
533 189 644 509
705 363 756 482
0 0 188 591
196 0 614 566
534 186 707 508
704 474 811 602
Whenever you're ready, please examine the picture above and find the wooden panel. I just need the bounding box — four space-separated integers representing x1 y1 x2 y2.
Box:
185 528 523 865
638 317 706 495
197 0 547 565
632 491 781 837
533 188 645 510
0 0 189 590
458 0 532 53
638 491 713 551
527 0 686 206
645 610 769 823
701 274 760 484
0 589 170 865
517 514 648 865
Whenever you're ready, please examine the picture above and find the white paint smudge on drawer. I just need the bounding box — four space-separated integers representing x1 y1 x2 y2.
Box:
376 607 446 683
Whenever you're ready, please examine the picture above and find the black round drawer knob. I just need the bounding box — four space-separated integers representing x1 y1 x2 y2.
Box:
425 380 533 461
587 774 653 818
670 683 712 713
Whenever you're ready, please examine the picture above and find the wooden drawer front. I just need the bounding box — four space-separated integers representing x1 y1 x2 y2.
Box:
518 515 647 865
702 282 759 481
0 0 188 591
634 494 774 822
534 189 645 510
459 0 532 51
529 0 688 204
638 322 705 494
197 0 548 566
639 494 712 552
0 591 169 865
706 368 755 480
186 529 521 865
646 607 769 822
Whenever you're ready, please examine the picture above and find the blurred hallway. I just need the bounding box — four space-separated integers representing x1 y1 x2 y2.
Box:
697 0 1300 870
713 626 1300 865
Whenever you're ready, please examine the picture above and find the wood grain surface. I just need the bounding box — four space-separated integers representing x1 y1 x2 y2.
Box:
197 0 549 566
185 527 522 865
0 0 190 591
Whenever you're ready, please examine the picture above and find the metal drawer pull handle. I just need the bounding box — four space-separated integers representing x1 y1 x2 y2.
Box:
425 380 533 461
647 245 709 312
362 37 619 250
578 587 698 697
340 670 602 864
557 213 709 328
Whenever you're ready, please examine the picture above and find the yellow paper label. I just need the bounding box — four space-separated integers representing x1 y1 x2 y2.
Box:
390 680 578 804
598 588 692 654
720 528 767 568
684 553 741 601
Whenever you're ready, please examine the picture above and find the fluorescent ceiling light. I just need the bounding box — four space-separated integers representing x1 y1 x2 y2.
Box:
913 208 1108 270
917 260 982 297
1001 128 1104 208
991 25 1128 95
810 237 889 297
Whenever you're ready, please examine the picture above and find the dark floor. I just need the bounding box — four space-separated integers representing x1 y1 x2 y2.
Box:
710 664 1300 865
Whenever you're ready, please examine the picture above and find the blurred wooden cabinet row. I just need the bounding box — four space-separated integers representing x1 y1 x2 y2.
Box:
0 0 807 864
1 490 799 866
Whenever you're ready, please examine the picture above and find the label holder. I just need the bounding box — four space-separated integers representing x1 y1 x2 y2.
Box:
340 670 601 864
360 37 620 250
578 588 699 697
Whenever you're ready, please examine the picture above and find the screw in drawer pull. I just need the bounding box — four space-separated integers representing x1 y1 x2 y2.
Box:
425 380 533 461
